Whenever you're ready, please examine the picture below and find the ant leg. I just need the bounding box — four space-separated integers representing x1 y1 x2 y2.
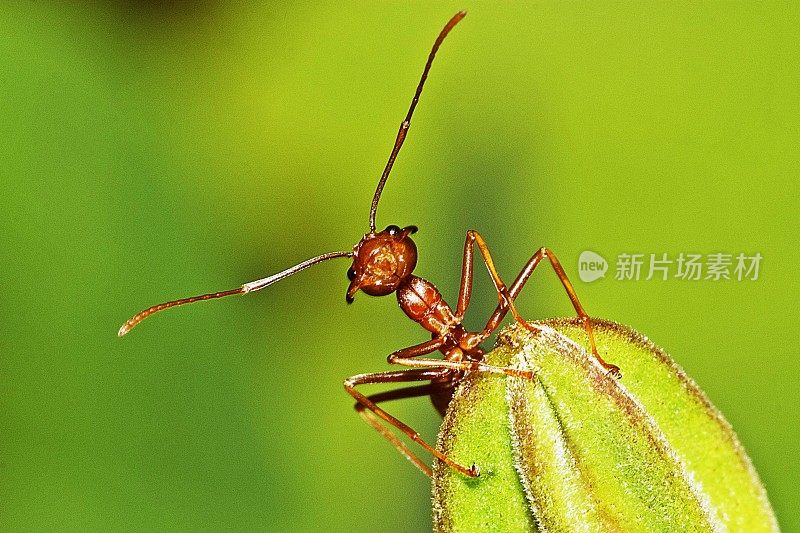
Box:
454 231 478 318
500 247 620 377
355 382 443 476
386 337 534 380
344 368 479 477
455 230 530 335
451 233 614 376
456 230 514 319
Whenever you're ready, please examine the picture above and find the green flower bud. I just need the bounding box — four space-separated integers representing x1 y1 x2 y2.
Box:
433 319 777 532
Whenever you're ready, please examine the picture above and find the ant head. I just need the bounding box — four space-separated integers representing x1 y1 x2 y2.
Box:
347 11 463 303
346 225 418 303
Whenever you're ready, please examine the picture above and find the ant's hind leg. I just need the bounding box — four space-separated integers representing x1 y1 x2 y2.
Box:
505 247 621 378
344 368 479 477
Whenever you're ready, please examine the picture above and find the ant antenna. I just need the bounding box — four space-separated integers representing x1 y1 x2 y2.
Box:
368 10 466 233
118 250 353 336
120 11 466 337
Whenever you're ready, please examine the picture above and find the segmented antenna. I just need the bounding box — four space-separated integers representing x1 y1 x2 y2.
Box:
368 10 466 232
119 11 467 337
119 251 352 336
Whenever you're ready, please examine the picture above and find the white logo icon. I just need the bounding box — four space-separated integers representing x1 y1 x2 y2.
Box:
578 251 608 283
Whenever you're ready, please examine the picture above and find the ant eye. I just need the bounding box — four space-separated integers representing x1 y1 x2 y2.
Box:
385 225 401 236
347 267 356 281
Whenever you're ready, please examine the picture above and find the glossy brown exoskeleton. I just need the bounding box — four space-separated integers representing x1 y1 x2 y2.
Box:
119 11 620 478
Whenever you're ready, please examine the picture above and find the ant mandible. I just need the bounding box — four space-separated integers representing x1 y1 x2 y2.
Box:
119 11 620 478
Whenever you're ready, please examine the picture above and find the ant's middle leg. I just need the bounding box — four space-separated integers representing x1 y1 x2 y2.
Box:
455 230 528 327
386 337 534 380
451 231 617 376
453 230 536 348
494 247 620 377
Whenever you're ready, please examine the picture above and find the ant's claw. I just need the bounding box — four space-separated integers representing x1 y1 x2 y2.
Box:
606 365 622 379
469 463 481 477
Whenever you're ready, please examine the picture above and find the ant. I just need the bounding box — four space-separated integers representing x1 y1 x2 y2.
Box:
119 11 620 479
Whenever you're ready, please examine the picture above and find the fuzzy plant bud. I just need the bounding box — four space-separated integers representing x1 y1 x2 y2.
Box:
433 319 777 532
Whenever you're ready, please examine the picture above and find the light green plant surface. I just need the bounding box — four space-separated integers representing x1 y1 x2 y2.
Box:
433 320 777 531
2 2 797 531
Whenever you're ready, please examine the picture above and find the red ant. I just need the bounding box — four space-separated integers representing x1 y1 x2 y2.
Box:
119 11 620 478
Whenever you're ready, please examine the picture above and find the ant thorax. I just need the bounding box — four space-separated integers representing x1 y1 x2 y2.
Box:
396 275 458 337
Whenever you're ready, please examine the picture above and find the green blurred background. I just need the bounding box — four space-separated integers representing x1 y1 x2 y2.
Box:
2 2 797 531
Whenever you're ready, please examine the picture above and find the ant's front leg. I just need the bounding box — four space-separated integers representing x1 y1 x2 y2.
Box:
349 337 533 477
344 363 479 477
352 379 443 476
